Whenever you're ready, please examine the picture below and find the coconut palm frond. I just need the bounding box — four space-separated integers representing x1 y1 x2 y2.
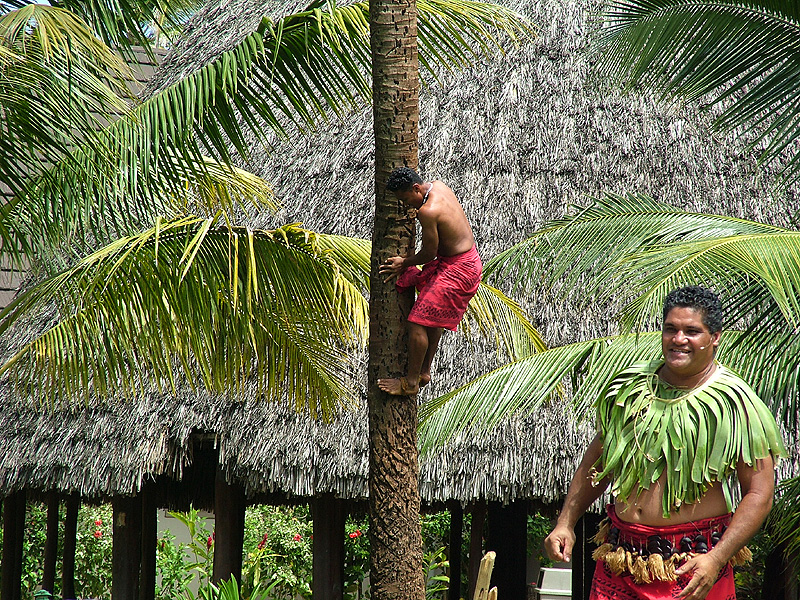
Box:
616 230 800 332
0 218 369 417
597 0 800 184
484 192 781 300
416 0 534 76
461 282 547 361
316 233 372 295
768 475 800 559
418 332 662 452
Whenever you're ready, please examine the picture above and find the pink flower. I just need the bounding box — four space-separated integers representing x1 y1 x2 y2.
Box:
349 532 357 539
93 530 102 539
355 529 362 537
293 534 302 542
258 533 268 550
207 536 213 549
94 519 103 526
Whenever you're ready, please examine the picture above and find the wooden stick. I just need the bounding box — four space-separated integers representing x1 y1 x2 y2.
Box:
472 551 496 600
487 586 498 600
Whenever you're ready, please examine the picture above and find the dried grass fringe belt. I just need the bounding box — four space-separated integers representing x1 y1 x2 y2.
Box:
592 505 752 585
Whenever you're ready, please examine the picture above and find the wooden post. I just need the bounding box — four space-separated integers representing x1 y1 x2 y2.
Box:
468 502 486 600
487 588 498 600
62 494 80 600
571 512 602 600
140 484 157 600
312 494 347 600
1 491 25 600
42 492 60 594
113 494 143 600
486 500 527 600
212 465 246 584
447 501 463 600
472 551 496 600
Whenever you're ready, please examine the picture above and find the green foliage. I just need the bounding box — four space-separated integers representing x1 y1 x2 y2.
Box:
195 576 276 600
422 547 450 599
74 505 114 598
155 530 195 598
241 505 313 600
343 517 370 599
595 0 800 186
527 513 553 569
161 508 215 591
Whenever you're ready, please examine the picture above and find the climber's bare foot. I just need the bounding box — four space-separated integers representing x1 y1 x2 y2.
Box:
419 374 431 388
377 376 419 396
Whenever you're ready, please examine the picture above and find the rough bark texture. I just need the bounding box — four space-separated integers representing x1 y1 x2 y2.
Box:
368 0 424 599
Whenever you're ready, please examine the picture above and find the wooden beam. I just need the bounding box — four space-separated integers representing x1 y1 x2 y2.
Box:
113 494 143 600
42 492 60 594
447 501 463 600
571 512 603 600
212 465 246 584
1 491 25 600
486 500 527 600
62 494 79 600
140 484 157 600
468 502 486 600
312 494 346 600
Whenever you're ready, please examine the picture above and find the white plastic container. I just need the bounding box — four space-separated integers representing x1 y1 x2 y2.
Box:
534 567 572 600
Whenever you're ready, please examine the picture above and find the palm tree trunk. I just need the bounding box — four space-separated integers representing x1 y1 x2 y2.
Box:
368 0 424 598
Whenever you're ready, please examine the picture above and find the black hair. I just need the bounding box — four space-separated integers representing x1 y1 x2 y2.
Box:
663 286 723 333
386 167 423 192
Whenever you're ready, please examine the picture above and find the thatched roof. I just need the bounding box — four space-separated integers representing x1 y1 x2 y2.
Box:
2 0 798 504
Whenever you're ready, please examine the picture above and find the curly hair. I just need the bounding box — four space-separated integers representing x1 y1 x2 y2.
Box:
386 167 423 192
663 286 723 333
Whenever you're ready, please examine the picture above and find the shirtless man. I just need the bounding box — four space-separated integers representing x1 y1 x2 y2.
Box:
545 286 785 600
377 167 481 396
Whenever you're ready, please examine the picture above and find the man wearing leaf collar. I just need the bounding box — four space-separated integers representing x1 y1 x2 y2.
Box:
545 286 786 600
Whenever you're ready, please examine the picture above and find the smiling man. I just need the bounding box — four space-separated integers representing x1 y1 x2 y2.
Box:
545 286 786 600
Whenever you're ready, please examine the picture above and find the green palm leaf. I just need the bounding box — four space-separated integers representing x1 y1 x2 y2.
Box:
0 217 369 418
596 0 800 184
4 0 531 265
419 332 663 452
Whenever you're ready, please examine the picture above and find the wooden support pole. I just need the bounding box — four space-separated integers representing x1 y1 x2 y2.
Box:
212 465 246 584
487 587 498 600
472 551 496 600
140 484 157 600
312 494 346 600
447 501 463 600
62 494 79 600
113 494 143 600
1 492 24 600
42 492 60 594
468 502 486 600
572 513 603 600
486 500 527 600
12 491 26 600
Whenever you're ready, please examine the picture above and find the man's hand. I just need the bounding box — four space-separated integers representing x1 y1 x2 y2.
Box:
675 553 725 600
379 255 406 283
544 524 576 562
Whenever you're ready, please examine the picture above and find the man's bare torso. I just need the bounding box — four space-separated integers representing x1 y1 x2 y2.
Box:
418 181 475 256
616 475 729 526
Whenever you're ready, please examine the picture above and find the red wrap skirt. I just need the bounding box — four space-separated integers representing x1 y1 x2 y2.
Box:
589 505 743 600
396 245 482 331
